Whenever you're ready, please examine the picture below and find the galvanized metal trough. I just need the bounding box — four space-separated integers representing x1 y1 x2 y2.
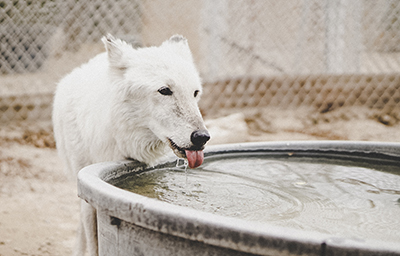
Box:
78 141 400 256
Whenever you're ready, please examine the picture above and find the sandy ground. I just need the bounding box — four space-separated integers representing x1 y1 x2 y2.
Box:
0 121 78 256
1 106 400 256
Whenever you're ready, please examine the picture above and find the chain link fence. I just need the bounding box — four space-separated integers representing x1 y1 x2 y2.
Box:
1 0 400 123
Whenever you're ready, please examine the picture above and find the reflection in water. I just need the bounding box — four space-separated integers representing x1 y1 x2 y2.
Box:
114 155 400 243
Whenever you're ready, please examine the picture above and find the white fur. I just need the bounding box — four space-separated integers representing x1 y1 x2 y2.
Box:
53 34 208 256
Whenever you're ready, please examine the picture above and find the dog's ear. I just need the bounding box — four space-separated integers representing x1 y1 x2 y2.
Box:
162 35 194 62
102 34 131 74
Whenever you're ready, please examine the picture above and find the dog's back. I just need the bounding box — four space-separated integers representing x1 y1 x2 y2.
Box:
53 53 117 178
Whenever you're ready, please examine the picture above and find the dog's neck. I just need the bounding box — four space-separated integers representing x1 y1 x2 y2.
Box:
113 124 168 166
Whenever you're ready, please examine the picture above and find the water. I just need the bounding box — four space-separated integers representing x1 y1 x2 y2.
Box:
113 153 400 243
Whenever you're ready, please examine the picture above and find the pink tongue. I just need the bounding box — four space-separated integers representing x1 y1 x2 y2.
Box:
185 150 204 169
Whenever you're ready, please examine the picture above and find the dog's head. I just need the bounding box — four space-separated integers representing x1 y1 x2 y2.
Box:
102 34 210 168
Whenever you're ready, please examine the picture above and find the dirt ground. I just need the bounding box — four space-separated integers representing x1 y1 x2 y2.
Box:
1 106 400 256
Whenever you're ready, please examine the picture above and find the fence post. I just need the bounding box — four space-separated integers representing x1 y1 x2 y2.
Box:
201 0 229 79
324 0 362 73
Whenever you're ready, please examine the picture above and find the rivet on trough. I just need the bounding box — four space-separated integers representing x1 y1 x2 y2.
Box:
110 216 121 227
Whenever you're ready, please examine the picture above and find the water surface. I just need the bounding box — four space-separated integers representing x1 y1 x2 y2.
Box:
114 153 400 243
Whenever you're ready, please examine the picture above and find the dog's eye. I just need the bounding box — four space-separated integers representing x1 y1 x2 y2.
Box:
158 87 173 96
194 90 200 97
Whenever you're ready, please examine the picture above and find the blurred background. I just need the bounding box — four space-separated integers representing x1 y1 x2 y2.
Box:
1 0 400 128
1 2 400 254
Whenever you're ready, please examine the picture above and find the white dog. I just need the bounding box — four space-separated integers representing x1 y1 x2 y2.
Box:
52 34 210 256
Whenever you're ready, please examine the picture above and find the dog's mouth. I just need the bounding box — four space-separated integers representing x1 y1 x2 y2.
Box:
167 138 204 169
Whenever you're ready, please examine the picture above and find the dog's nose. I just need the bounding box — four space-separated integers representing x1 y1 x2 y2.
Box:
191 130 210 147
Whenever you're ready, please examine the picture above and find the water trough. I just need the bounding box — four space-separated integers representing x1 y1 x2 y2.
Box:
78 141 400 256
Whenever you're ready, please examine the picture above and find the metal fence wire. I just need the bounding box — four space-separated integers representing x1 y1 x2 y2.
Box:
1 0 400 122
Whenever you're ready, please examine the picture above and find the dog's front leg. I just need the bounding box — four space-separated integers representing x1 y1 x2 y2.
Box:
78 199 98 256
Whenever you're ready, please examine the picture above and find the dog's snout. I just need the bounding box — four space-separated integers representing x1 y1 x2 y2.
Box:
191 130 210 147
